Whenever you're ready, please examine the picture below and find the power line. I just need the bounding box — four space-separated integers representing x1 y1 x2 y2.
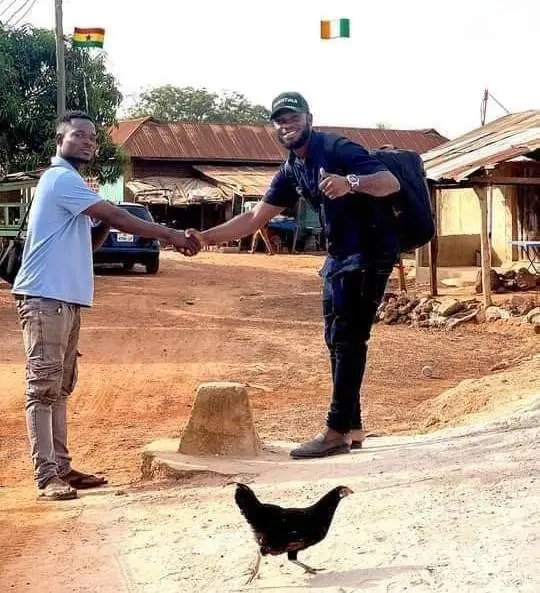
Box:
488 91 511 115
480 88 511 126
10 0 39 27
0 0 20 19
4 0 32 24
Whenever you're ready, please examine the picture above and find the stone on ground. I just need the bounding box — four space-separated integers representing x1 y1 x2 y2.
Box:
178 382 261 457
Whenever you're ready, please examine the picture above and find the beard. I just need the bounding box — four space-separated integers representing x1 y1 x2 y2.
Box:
69 155 92 164
60 155 92 172
60 151 94 170
277 125 311 150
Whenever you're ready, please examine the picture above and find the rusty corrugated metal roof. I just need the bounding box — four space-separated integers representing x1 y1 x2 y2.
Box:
115 121 284 162
315 126 446 154
111 119 447 162
422 110 540 181
126 176 229 205
194 165 278 196
109 117 152 146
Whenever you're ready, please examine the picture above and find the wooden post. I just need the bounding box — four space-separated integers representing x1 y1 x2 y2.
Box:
474 185 493 307
291 197 303 254
54 0 66 116
397 257 407 292
428 186 438 296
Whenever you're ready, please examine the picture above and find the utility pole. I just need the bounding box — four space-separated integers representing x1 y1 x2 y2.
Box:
54 0 66 116
480 88 488 126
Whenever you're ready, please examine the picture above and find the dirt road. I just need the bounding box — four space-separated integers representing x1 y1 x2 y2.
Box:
0 251 537 592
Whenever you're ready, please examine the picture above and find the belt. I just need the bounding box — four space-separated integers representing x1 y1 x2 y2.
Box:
14 294 38 301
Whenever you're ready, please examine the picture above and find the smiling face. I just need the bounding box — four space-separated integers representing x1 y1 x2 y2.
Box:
56 117 97 164
272 110 313 150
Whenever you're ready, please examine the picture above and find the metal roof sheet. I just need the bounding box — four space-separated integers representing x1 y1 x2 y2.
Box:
422 111 540 181
126 176 229 205
111 119 447 162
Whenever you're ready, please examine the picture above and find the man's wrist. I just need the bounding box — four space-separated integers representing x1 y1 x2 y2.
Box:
161 227 178 243
200 230 212 245
345 174 360 192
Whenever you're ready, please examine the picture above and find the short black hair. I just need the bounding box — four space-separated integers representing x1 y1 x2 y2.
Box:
56 110 94 133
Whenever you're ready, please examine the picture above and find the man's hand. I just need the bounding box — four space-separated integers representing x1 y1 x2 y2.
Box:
169 230 201 256
185 228 206 247
319 168 350 199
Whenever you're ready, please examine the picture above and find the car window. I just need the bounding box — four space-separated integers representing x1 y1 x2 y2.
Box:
121 205 154 222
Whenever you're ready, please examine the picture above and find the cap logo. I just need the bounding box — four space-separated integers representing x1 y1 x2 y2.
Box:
274 97 298 107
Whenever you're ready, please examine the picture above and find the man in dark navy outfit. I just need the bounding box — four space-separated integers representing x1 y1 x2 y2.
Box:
194 92 400 458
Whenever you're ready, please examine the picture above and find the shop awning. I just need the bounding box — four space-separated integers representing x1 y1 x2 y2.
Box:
126 176 230 205
194 165 278 197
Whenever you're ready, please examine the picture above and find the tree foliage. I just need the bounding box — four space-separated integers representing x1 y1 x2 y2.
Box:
0 25 124 182
130 85 270 124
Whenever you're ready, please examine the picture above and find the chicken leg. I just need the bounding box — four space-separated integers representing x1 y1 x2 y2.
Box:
245 550 261 584
288 551 324 574
290 559 325 574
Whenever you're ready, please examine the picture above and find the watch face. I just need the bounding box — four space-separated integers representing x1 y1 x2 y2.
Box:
347 174 359 184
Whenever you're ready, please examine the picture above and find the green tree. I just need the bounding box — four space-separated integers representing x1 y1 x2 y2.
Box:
0 24 124 183
130 85 270 124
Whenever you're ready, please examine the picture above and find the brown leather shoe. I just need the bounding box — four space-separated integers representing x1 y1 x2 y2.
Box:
38 476 78 501
350 430 367 450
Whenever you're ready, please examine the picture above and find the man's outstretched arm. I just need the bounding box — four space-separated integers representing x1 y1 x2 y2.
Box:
198 201 284 246
85 200 201 255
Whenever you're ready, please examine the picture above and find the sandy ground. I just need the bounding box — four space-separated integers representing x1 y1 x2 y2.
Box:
1 392 538 593
0 251 538 592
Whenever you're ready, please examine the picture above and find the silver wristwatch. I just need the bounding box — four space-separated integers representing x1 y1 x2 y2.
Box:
346 174 360 192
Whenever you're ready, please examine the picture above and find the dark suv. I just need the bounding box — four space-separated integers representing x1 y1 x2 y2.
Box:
93 203 160 274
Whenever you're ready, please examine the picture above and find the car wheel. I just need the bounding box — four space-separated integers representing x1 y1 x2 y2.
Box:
146 256 159 274
122 262 135 271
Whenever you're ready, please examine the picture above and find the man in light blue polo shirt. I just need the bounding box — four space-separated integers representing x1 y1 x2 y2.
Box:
13 111 201 500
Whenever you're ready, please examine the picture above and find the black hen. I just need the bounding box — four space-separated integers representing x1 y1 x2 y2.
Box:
234 482 352 582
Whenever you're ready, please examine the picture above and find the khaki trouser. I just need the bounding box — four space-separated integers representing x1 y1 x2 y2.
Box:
16 297 80 489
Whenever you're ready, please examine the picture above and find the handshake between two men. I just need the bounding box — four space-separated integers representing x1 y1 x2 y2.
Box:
169 228 207 257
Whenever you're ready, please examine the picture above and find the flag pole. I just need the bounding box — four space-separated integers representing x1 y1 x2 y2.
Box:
82 48 90 113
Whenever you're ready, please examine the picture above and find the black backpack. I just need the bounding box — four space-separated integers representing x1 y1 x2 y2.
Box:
284 134 435 254
311 135 434 253
368 147 435 252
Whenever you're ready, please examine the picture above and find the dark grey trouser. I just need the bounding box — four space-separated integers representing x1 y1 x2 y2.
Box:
16 297 80 489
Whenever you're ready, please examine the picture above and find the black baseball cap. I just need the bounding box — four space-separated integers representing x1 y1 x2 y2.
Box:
270 92 310 120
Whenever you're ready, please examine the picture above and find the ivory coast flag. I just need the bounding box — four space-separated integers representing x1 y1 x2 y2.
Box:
73 28 105 48
320 18 350 39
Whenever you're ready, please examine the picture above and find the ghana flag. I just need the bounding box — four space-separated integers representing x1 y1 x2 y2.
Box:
73 28 105 48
